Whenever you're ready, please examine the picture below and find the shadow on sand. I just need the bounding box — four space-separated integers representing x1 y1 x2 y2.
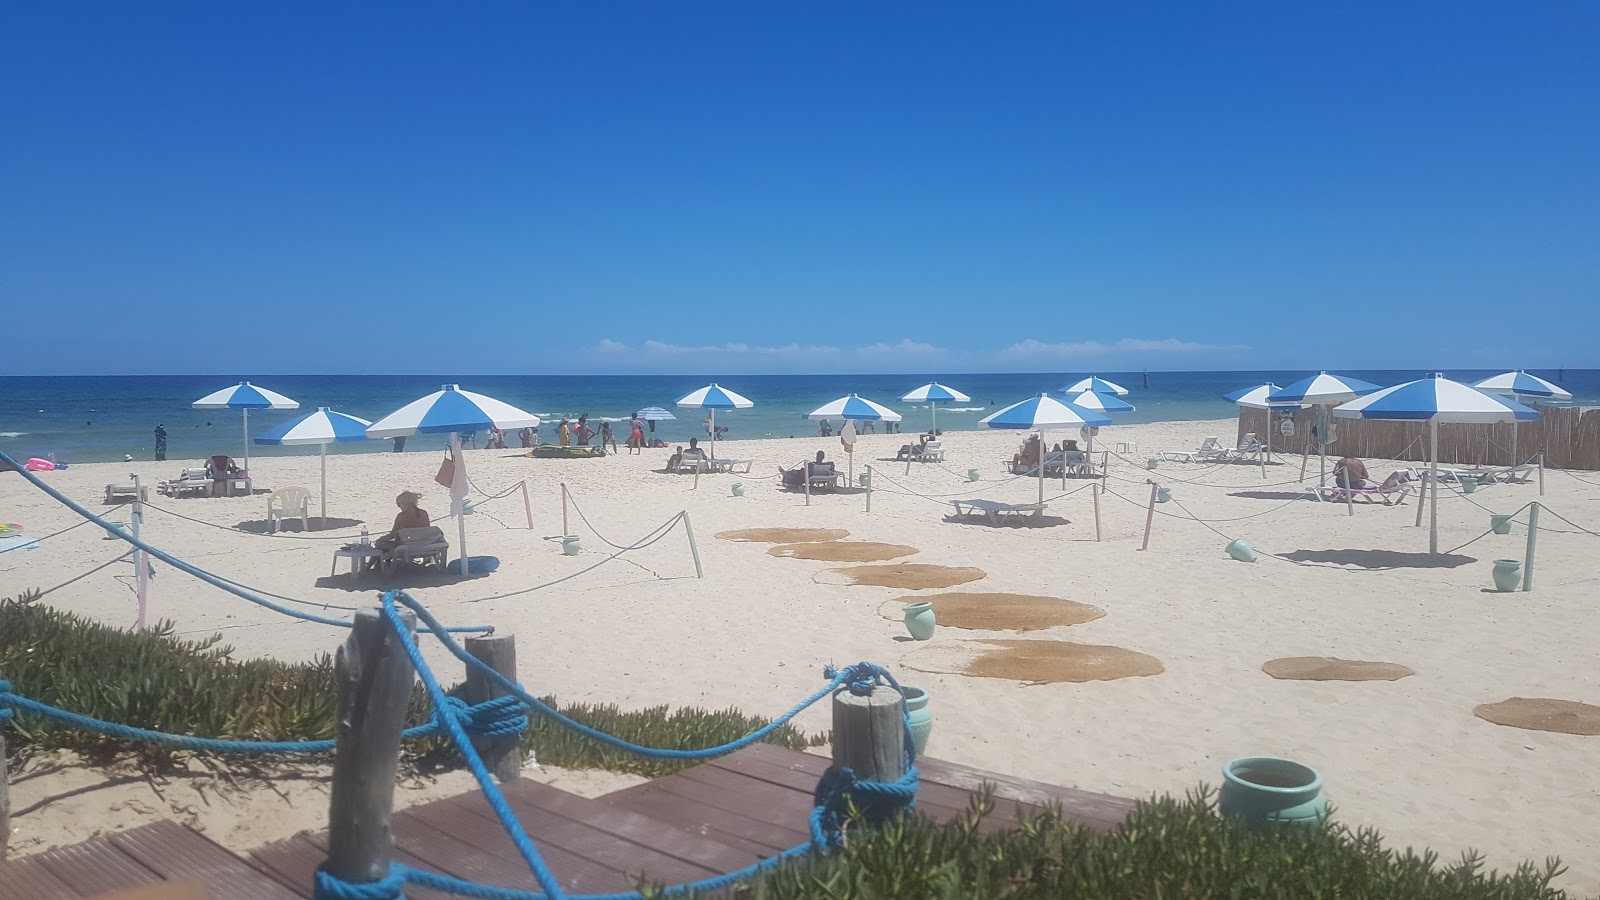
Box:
314 566 494 593
1228 491 1312 502
234 517 366 535
943 514 1072 529
1275 549 1477 570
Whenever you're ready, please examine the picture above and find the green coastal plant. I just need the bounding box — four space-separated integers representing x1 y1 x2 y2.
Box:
0 589 822 775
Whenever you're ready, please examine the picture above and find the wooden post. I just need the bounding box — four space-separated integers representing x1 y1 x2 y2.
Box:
325 606 417 889
1138 481 1158 551
681 511 704 578
131 474 148 630
1522 502 1539 592
1092 484 1102 542
520 480 533 529
561 483 569 537
864 465 872 513
1538 452 1545 497
1414 474 1427 529
805 466 811 506
831 684 905 786
464 634 522 783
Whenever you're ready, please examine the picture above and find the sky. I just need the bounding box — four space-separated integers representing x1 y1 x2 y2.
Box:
2 2 1596 375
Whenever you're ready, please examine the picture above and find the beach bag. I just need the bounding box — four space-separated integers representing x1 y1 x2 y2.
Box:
434 451 456 488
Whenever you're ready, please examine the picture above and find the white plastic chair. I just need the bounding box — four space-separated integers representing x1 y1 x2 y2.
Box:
267 487 311 533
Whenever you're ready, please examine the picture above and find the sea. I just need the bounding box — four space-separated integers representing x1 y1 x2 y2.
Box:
2 370 1595 465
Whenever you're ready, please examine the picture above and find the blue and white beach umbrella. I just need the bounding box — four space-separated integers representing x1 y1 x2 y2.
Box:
1063 390 1135 413
900 382 971 433
1269 372 1382 485
675 383 754 458
1335 373 1538 553
255 407 373 525
1223 383 1299 409
193 381 299 478
1060 376 1129 396
981 394 1112 504
1474 371 1570 470
367 385 540 575
807 394 903 423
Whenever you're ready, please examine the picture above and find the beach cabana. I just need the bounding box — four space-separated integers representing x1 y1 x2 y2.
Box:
366 385 540 575
1269 372 1381 485
192 381 299 479
1060 376 1129 396
254 407 373 526
980 394 1112 505
675 384 753 459
1334 373 1537 553
899 382 970 434
1473 371 1571 470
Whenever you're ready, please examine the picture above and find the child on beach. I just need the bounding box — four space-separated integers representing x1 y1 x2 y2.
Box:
599 421 618 454
628 416 644 454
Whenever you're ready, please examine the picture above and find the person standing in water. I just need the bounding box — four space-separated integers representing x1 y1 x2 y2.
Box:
154 424 168 461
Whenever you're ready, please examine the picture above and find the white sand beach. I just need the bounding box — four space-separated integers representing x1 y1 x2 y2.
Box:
3 418 1597 893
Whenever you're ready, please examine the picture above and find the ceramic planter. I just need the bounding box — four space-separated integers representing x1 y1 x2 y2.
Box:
1219 757 1326 826
1493 559 1522 592
903 601 936 640
899 685 932 755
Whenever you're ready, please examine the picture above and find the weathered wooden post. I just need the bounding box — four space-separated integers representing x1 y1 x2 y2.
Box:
831 680 905 787
1 721 10 861
864 465 872 513
324 606 417 889
681 512 704 579
1138 481 1158 551
561 483 570 537
1522 502 1540 592
1092 483 1102 542
464 634 522 783
520 480 534 529
1538 452 1545 497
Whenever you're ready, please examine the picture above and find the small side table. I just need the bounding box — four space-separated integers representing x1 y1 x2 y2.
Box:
332 545 384 582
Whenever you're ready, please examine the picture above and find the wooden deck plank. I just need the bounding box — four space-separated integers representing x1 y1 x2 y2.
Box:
248 834 324 898
439 783 720 891
630 769 816 842
605 785 808 853
392 810 557 892
0 855 81 900
30 837 164 898
502 779 769 874
107 821 300 900
294 829 474 900
403 792 634 894
915 756 1135 831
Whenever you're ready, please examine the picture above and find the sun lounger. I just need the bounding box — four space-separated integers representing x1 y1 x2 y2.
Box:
1317 471 1414 505
157 472 213 497
382 526 449 573
807 462 841 491
917 440 946 463
104 483 150 504
673 450 708 473
1226 434 1264 460
1163 437 1227 463
704 457 753 474
205 455 252 496
950 498 1047 526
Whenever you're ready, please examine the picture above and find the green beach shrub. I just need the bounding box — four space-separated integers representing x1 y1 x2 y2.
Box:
0 589 822 775
700 788 1578 900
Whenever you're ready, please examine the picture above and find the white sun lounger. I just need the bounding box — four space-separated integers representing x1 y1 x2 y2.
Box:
1163 436 1226 463
949 498 1047 526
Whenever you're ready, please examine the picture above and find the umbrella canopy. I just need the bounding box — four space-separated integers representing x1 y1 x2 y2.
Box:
807 394 903 422
1268 372 1381 405
1223 383 1300 409
634 406 677 421
366 385 540 575
1060 376 1129 396
901 382 970 434
1334 373 1537 553
982 394 1113 504
1473 370 1569 470
254 407 373 526
1474 370 1571 400
675 384 753 458
1062 390 1135 413
192 381 299 477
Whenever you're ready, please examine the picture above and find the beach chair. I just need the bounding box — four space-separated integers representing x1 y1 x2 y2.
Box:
1228 433 1264 460
1321 471 1414 505
950 498 1048 526
205 455 252 496
918 440 946 462
266 487 311 532
807 461 841 491
103 482 150 504
1163 436 1226 463
382 526 449 573
673 449 707 474
157 469 213 498
705 457 753 474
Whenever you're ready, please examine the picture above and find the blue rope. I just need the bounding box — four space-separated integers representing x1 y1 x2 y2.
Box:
305 591 918 900
0 447 491 636
0 679 527 755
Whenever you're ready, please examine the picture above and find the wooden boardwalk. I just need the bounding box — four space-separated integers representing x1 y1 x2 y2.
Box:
0 744 1134 899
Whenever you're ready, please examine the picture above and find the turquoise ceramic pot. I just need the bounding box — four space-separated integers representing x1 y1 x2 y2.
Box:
1490 514 1513 535
561 535 581 556
1460 476 1478 494
1156 487 1172 503
1492 559 1522 592
903 601 936 640
1226 538 1256 563
900 686 932 756
967 468 980 482
731 482 744 497
1220 757 1327 826
1147 458 1160 470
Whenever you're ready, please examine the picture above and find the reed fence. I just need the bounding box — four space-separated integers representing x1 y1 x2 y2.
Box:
1237 405 1600 471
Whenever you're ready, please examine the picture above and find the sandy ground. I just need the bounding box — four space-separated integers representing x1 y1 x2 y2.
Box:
2 419 1598 892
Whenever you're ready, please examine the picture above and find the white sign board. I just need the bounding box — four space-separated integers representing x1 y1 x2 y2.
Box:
1279 418 1295 437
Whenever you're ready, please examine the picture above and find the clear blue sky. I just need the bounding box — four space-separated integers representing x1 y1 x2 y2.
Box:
3 2 1596 375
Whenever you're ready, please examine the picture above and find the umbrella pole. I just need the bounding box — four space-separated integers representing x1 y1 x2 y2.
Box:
931 402 937 436
1038 429 1045 507
320 443 327 527
710 409 717 460
453 432 469 575
1317 406 1327 487
243 409 250 478
1429 418 1439 554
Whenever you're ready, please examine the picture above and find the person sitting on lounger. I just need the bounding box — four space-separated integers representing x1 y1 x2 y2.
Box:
665 445 684 471
375 491 430 553
1012 436 1041 473
1334 456 1371 489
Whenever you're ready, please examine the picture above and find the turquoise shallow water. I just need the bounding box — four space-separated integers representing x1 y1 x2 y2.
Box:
1 370 1594 464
